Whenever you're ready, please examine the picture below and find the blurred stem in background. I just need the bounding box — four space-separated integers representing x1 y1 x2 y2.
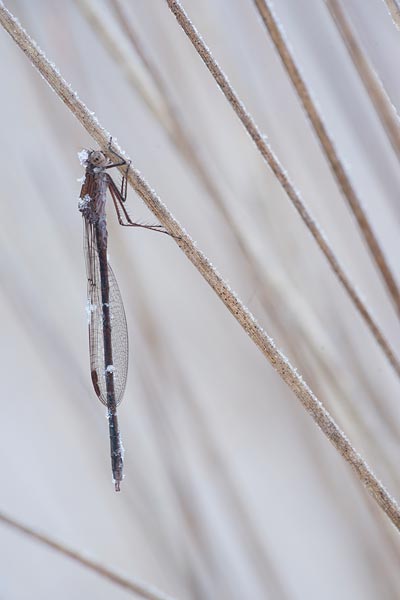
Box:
254 0 400 318
327 0 400 164
78 0 400 472
384 0 400 30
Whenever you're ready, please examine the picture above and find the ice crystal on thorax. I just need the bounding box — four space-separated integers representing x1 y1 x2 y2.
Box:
78 194 92 212
78 149 89 166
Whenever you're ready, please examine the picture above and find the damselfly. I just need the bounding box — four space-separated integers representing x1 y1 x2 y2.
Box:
78 141 166 491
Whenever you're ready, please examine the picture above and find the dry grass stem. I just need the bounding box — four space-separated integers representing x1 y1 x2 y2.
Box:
106 0 327 369
1 2 400 531
86 0 265 286
384 0 400 29
327 0 400 164
0 511 177 600
107 0 254 258
254 0 400 317
75 0 171 133
164 0 400 380
106 1 400 457
89 0 400 377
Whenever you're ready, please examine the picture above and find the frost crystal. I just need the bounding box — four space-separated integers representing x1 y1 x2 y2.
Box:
85 300 97 324
119 435 125 460
78 149 89 165
78 194 91 211
106 365 115 373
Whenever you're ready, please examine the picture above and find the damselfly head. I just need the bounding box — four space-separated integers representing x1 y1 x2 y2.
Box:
88 150 108 168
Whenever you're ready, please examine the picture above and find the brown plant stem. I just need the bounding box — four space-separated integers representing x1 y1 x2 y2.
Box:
327 0 400 164
163 0 400 380
254 0 400 317
0 2 400 532
0 511 177 600
107 0 253 256
98 0 400 450
384 0 400 29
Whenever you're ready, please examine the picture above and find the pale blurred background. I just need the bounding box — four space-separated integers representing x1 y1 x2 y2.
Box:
1 0 400 598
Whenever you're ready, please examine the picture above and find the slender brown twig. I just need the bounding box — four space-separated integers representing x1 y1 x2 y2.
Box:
254 0 400 317
163 0 400 380
384 0 400 29
83 0 262 286
105 0 255 259
1 2 400 532
91 0 400 450
96 0 400 380
0 511 177 600
327 0 400 164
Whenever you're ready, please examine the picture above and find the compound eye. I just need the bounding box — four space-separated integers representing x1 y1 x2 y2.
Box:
90 151 105 166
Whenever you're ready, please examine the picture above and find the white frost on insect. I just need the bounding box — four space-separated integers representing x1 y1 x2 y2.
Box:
106 365 115 373
77 175 85 183
119 435 125 460
78 194 91 210
85 300 97 324
110 434 125 462
78 149 89 165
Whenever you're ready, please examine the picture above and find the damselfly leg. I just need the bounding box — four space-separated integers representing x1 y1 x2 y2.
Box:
108 177 168 234
106 138 168 234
